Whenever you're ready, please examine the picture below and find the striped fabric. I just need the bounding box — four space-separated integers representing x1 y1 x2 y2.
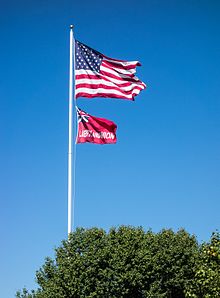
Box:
75 40 146 100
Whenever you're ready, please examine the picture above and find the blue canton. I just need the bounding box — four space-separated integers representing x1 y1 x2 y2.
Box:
75 40 103 72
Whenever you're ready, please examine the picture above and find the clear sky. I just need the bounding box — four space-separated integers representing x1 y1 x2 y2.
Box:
1 0 220 297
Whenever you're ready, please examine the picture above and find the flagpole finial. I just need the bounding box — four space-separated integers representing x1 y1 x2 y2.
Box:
70 25 74 29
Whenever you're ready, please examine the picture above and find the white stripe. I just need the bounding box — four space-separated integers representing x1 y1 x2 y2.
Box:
102 62 136 75
75 87 139 99
76 69 98 75
101 65 136 77
76 78 145 91
75 67 135 80
75 69 143 84
104 57 140 67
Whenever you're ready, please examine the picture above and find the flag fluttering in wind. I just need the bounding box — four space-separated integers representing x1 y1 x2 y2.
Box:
75 40 146 100
67 27 147 234
76 107 117 145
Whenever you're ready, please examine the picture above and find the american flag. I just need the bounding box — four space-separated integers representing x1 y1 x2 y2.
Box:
75 40 146 100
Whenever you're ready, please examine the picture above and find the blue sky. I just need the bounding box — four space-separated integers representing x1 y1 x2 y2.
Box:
1 0 220 297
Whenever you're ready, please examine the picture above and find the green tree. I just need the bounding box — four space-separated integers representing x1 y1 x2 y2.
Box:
185 232 220 298
16 226 198 298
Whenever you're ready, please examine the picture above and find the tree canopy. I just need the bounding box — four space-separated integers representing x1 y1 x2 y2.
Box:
16 227 220 298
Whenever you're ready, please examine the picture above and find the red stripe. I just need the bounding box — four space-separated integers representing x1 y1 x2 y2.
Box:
76 72 141 84
75 74 133 86
102 54 127 63
101 66 135 78
76 92 135 100
100 70 141 82
102 54 141 66
75 74 100 81
75 75 145 88
102 60 138 70
75 83 144 95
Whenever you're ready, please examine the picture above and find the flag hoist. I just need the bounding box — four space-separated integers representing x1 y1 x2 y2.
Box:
68 25 75 235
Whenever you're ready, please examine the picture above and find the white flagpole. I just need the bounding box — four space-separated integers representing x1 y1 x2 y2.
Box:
68 25 74 235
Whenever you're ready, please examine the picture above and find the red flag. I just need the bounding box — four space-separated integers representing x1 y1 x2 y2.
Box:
76 108 117 145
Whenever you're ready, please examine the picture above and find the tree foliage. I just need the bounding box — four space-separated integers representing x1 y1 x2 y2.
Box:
16 227 220 298
185 232 220 298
